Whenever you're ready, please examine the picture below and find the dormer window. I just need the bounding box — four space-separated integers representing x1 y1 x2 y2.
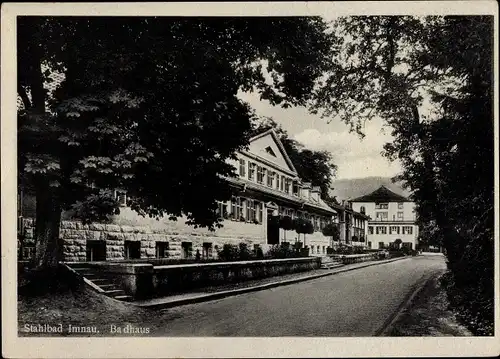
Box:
265 146 277 157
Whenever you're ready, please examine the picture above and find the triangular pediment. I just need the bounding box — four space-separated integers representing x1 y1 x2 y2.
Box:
247 130 297 174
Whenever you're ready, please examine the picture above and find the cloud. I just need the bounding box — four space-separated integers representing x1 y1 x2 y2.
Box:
238 89 402 179
293 123 402 179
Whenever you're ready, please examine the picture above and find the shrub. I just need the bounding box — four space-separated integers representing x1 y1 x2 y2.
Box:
267 242 296 259
238 243 253 260
326 246 334 255
253 245 264 259
217 244 239 261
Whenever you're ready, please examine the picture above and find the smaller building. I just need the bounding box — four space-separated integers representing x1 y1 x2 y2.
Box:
327 200 369 248
350 186 418 250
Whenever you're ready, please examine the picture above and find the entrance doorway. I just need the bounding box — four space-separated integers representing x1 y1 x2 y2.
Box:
266 209 280 245
86 240 106 261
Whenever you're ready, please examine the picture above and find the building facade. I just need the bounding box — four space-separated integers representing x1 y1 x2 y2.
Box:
350 186 418 250
18 129 338 262
329 201 369 248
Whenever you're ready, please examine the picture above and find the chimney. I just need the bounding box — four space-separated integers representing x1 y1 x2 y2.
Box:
301 182 311 199
311 186 321 202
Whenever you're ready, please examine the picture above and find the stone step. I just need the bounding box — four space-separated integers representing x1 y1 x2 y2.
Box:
104 289 125 295
90 278 110 283
98 284 117 289
113 295 133 302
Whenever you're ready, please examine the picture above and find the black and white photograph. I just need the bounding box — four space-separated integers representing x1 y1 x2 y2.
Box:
1 2 498 358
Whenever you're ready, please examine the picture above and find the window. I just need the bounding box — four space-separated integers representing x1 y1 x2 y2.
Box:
231 196 243 220
248 162 256 181
115 190 127 207
257 166 265 184
389 226 400 235
155 242 169 258
202 242 212 259
375 203 389 209
378 242 385 249
216 201 228 219
124 241 141 259
397 212 404 220
317 245 320 254
280 175 285 191
376 226 387 235
257 202 263 223
368 241 372 249
311 246 315 254
292 182 299 196
275 173 280 190
267 171 274 187
398 202 404 209
265 146 277 157
322 246 325 254
360 206 366 214
181 242 193 259
22 246 35 260
246 199 256 222
284 178 291 193
368 226 374 235
376 212 388 221
239 159 246 177
402 226 413 235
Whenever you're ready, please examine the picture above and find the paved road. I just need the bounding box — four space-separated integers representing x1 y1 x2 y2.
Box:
149 255 447 336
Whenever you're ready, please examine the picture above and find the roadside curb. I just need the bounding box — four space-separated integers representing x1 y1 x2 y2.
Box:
134 256 411 310
374 270 445 336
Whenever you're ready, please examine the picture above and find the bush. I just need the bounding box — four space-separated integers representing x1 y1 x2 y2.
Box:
253 245 264 259
267 242 297 259
326 246 334 255
217 244 239 261
238 243 253 260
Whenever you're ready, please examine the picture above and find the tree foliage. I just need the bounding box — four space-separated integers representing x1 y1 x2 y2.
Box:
250 117 337 198
321 222 340 242
17 16 333 267
313 15 494 335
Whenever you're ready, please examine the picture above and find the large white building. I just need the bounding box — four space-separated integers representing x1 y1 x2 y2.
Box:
18 129 338 261
350 186 418 250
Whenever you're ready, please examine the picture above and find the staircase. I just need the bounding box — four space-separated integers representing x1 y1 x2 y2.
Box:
66 263 133 302
320 256 344 269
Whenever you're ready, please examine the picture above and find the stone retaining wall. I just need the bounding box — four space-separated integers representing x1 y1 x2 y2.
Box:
152 257 321 297
21 217 268 262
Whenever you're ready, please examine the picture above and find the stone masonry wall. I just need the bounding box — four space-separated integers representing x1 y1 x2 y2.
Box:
21 211 267 262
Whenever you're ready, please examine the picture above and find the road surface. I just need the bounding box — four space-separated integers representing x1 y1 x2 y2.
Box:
148 255 447 336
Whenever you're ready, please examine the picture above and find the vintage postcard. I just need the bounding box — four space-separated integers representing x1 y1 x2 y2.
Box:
2 1 499 358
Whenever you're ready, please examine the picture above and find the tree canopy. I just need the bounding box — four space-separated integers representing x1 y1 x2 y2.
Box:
312 15 494 335
17 16 333 266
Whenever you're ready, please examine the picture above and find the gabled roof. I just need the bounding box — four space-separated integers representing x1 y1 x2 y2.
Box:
350 185 410 203
248 129 298 174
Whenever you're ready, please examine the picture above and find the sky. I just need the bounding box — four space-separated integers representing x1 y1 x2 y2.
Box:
238 90 403 180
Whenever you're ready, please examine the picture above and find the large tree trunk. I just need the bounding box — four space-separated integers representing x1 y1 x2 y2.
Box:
34 182 62 269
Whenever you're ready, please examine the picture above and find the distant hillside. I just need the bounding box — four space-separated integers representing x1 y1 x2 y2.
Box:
329 176 411 202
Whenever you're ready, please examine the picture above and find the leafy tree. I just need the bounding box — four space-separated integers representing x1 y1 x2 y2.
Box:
17 16 333 268
278 215 294 242
393 238 402 250
313 16 494 335
293 217 314 247
321 222 340 247
250 117 337 198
